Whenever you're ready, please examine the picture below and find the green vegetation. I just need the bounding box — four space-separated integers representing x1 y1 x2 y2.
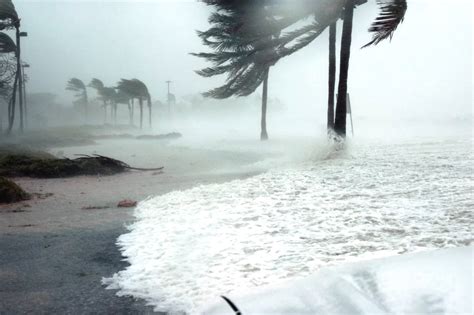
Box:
0 152 129 178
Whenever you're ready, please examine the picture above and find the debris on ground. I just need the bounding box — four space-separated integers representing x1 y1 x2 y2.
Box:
0 153 163 178
117 200 137 208
81 206 110 210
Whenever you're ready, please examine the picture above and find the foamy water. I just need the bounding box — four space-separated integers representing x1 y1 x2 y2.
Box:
103 135 473 314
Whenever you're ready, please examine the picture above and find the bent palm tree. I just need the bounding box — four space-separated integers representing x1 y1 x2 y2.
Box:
0 32 17 134
0 0 22 134
196 0 408 138
88 78 108 122
194 0 282 140
116 79 151 129
66 78 88 121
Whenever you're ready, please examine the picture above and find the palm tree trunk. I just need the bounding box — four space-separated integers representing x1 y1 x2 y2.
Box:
148 97 152 128
113 103 117 124
334 0 355 137
139 98 143 129
15 26 23 133
128 100 132 125
327 22 337 132
6 69 19 135
260 67 269 141
103 101 107 124
131 99 134 124
84 89 88 123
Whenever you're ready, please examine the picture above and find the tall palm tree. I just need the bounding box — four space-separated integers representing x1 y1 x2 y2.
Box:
196 0 408 139
114 89 133 125
0 32 16 134
66 78 88 121
333 1 355 136
0 0 22 134
102 87 118 123
116 79 151 129
333 0 407 136
194 0 281 141
327 22 337 133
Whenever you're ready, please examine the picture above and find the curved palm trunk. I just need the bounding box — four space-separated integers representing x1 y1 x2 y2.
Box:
139 98 143 129
15 26 24 133
128 100 133 125
113 103 117 124
148 97 152 128
327 22 337 132
260 67 269 141
103 101 107 123
334 0 355 137
83 89 88 123
131 99 135 125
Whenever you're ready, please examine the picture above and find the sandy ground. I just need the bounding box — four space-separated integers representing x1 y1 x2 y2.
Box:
0 138 265 314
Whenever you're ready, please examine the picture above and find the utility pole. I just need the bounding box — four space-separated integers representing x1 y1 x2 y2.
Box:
166 80 172 114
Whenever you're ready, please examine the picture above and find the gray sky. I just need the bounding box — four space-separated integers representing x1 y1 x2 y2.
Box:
13 0 474 124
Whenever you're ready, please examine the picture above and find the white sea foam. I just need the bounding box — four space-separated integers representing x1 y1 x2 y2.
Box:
103 135 473 314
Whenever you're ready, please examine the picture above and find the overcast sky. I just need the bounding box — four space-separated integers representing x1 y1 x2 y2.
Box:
11 0 473 123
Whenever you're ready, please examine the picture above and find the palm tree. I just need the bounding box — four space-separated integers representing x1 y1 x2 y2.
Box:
116 79 151 129
0 32 16 134
333 0 407 136
196 0 408 138
327 22 337 133
102 87 118 123
0 0 23 134
113 89 133 125
193 0 281 141
66 78 88 121
88 78 109 122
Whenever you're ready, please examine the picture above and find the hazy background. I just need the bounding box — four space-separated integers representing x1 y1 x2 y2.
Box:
9 0 474 136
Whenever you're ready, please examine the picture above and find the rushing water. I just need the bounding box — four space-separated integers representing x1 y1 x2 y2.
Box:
104 134 473 314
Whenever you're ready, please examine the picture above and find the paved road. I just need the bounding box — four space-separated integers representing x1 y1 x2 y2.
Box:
0 227 158 314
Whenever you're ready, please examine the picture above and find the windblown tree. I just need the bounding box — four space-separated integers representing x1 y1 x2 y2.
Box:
88 78 109 122
196 0 407 138
114 89 133 125
0 0 25 134
102 87 118 123
116 79 152 129
193 0 284 141
0 33 16 133
66 78 88 121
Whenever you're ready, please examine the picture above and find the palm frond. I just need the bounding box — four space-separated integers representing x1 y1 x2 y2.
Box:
66 78 86 92
0 32 16 54
88 78 104 90
0 0 18 30
362 0 407 48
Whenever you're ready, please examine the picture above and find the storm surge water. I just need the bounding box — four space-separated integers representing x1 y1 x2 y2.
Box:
103 131 472 314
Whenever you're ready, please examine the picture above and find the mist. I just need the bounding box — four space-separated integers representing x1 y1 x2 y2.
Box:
1 1 472 314
12 0 472 140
